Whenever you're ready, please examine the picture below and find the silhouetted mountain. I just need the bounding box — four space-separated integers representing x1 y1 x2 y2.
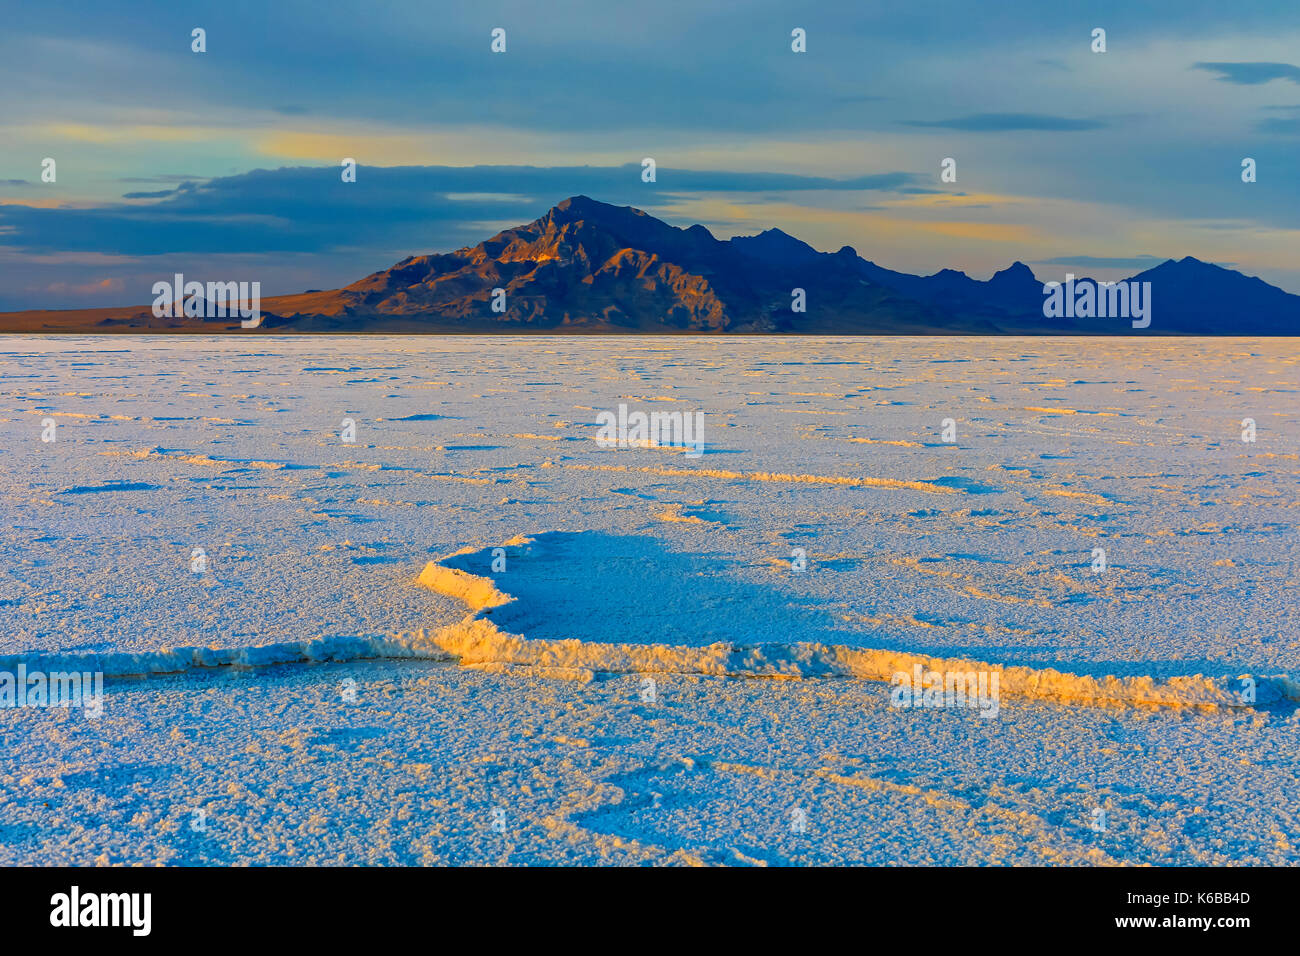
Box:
1122 256 1300 333
729 227 823 265
255 195 972 333
2 197 1297 334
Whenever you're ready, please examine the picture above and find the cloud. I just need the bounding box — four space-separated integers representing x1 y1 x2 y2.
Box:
900 113 1107 131
1257 116 1300 134
914 221 1040 242
115 174 205 184
121 181 200 199
0 163 926 259
1255 103 1300 134
1193 62 1300 85
45 276 123 296
1033 254 1171 269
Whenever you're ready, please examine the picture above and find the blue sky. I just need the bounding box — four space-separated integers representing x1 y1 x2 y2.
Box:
2 0 1299 309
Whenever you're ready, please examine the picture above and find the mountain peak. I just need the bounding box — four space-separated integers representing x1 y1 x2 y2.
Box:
1137 255 1228 278
25 195 1296 335
729 227 822 264
554 195 599 210
990 261 1036 283
549 195 639 222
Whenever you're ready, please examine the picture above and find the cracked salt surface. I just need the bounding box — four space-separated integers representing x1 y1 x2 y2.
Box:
1 335 1297 864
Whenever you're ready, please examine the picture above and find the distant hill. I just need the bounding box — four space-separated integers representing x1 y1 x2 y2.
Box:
2 196 1297 334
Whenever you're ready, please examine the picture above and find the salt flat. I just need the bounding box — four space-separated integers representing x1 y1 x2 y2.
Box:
0 335 1296 865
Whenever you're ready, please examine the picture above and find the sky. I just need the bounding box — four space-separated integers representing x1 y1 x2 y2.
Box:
2 0 1300 310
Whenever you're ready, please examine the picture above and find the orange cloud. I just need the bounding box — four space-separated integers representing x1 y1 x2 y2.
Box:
46 277 125 295
914 220 1040 242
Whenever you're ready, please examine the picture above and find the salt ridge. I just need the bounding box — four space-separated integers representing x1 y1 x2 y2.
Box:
5 541 1295 713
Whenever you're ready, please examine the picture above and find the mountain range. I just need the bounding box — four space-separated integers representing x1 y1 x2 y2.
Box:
3 195 1297 334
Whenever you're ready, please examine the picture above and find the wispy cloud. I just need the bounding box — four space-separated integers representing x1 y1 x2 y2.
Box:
900 113 1107 131
1258 118 1300 134
0 163 926 258
1033 254 1170 269
1193 61 1300 85
45 276 124 296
